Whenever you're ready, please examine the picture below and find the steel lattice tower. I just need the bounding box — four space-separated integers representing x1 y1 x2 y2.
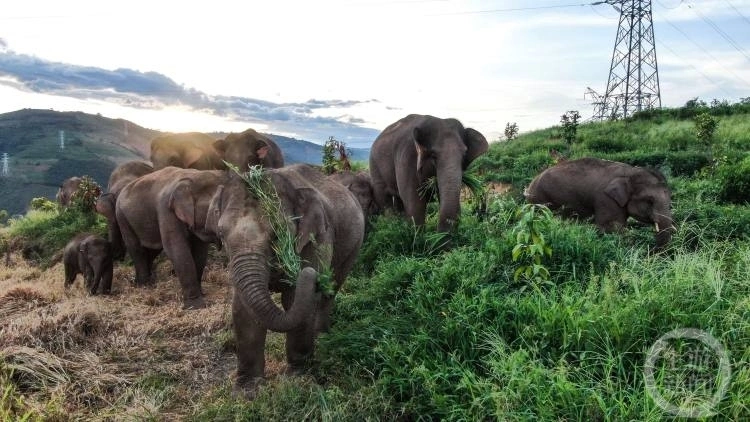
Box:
594 0 661 120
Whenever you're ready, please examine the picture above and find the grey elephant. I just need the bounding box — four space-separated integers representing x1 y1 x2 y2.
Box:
205 164 364 397
150 132 225 170
327 170 378 217
115 167 225 308
56 176 82 207
63 233 113 295
524 157 675 249
214 128 284 170
369 114 488 232
95 161 154 260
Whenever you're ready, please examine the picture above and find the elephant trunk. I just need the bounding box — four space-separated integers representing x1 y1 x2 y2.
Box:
654 210 674 250
230 252 316 332
109 222 125 261
436 161 462 232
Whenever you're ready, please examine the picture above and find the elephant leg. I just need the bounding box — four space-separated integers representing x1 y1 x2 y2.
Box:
233 293 267 386
119 219 153 286
64 264 76 287
594 198 627 234
100 262 113 294
281 287 317 372
83 263 95 292
189 237 209 292
89 269 101 295
163 234 204 309
146 248 160 285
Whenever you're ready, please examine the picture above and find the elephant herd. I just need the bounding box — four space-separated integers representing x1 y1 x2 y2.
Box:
55 113 674 397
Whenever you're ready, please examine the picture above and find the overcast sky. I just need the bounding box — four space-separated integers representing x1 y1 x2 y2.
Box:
1 0 748 147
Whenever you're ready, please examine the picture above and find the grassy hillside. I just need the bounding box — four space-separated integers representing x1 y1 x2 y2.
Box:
1 102 748 420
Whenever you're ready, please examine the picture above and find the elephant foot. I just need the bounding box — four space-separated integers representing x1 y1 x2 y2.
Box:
182 295 206 310
232 376 264 401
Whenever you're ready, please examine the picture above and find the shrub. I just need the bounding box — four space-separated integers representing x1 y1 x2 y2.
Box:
584 135 631 153
29 197 57 212
69 176 102 213
717 156 750 205
664 152 710 177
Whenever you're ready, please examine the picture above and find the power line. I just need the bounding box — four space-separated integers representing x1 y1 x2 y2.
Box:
429 2 595 16
658 11 750 86
687 1 750 62
657 37 737 99
724 0 750 27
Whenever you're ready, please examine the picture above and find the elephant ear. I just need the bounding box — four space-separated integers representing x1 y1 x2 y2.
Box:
184 148 204 169
213 139 228 154
462 128 489 167
604 177 631 208
413 126 431 175
293 187 330 254
169 179 196 229
206 184 225 236
257 144 270 160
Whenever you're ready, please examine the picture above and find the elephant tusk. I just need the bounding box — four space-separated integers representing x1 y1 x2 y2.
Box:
654 222 660 232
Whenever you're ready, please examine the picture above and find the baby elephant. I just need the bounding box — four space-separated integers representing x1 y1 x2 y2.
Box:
64 233 113 295
327 170 379 218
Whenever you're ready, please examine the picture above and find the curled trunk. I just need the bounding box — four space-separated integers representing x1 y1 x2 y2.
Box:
231 252 316 332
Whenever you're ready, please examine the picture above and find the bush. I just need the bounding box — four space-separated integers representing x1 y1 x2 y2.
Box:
664 152 710 177
584 135 632 153
30 197 57 212
717 156 750 204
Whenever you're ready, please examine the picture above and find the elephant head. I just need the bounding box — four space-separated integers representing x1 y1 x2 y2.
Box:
57 177 83 207
604 167 674 249
214 128 284 171
205 173 319 332
412 117 488 232
150 132 224 170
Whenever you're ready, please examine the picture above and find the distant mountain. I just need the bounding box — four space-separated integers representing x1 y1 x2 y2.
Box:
0 109 371 215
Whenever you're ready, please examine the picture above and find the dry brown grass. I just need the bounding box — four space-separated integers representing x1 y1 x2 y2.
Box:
0 252 289 420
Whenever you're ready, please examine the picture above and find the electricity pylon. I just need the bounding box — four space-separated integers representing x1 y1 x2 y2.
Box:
591 0 661 120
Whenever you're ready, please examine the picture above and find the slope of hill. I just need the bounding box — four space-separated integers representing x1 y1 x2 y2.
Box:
0 109 372 215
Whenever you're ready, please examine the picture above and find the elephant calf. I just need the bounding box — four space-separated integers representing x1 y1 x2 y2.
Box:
63 233 113 295
327 170 378 218
525 157 675 249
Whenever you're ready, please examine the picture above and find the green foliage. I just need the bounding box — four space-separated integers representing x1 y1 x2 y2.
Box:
504 122 519 141
717 156 750 205
511 204 553 286
694 112 718 151
664 152 710 177
322 136 351 175
29 197 57 212
69 175 102 213
560 110 580 145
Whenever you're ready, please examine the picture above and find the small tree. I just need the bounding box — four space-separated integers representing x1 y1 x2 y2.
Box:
695 112 718 159
560 110 580 145
504 122 519 141
69 176 102 213
322 136 351 175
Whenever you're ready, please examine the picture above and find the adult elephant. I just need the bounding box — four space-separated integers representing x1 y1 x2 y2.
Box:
150 132 224 170
206 164 364 396
369 114 488 232
115 167 225 309
95 161 154 260
214 128 284 170
524 157 675 249
56 176 82 207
